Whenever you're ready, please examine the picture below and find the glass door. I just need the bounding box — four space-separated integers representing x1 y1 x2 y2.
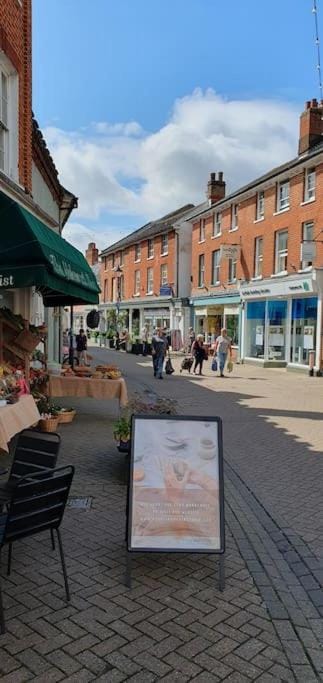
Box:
290 297 317 365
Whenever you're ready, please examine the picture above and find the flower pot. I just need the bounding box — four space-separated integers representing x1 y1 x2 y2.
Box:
117 439 130 454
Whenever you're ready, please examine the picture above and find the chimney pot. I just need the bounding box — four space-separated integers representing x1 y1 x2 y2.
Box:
218 171 223 182
306 100 311 109
210 172 216 181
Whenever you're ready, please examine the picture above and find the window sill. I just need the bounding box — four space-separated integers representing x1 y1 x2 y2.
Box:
134 259 141 264
146 292 154 296
197 285 206 289
270 271 288 278
147 256 154 260
211 233 222 239
254 217 264 224
251 276 263 281
301 197 315 206
198 239 206 244
210 282 221 287
298 266 313 273
273 208 289 216
229 227 238 232
161 252 168 257
133 293 140 297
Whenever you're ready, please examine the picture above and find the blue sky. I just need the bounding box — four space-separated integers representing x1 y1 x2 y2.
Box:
32 0 321 251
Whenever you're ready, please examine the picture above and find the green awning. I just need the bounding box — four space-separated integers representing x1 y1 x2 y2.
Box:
0 191 100 306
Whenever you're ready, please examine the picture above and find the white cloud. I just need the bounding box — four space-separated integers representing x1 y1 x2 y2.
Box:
62 222 124 253
45 89 300 226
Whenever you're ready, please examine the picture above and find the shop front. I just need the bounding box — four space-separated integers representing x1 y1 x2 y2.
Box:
240 271 323 371
191 295 241 354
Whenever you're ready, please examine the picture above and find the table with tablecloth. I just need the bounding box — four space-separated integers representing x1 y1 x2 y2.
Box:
0 395 40 452
48 375 128 407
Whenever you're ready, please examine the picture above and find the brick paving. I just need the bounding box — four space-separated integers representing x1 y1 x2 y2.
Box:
0 346 322 681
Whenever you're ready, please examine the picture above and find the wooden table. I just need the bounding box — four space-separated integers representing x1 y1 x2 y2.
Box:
48 375 128 407
0 395 40 453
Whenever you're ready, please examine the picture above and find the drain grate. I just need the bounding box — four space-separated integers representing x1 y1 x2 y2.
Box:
67 497 92 510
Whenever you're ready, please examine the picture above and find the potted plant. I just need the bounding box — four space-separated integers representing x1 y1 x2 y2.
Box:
94 330 100 344
107 330 115 348
113 393 177 454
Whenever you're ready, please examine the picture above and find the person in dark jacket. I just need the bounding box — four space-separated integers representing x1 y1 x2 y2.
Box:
151 328 168 379
75 329 88 365
191 334 205 375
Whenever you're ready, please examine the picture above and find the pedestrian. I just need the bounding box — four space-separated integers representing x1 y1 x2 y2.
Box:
151 327 168 379
75 328 88 366
214 327 232 377
141 323 149 356
187 326 195 352
191 334 205 376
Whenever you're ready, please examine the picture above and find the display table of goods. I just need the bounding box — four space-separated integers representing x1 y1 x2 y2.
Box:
48 364 128 406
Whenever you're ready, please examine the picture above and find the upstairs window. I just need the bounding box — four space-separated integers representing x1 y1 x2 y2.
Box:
119 250 124 266
231 204 238 229
147 238 154 258
111 253 115 268
304 168 316 202
275 229 288 273
134 243 141 262
147 267 154 293
161 234 168 255
199 219 206 242
198 254 205 287
134 270 140 295
228 257 237 283
211 250 220 284
213 212 222 236
160 263 168 286
302 221 314 269
256 191 265 220
254 237 263 277
277 181 290 211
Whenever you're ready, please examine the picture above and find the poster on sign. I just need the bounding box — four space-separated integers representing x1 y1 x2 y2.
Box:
127 415 225 554
268 325 284 346
303 326 314 349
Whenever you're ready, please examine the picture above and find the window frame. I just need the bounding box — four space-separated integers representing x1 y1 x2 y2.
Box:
161 233 168 256
228 257 237 283
304 168 316 202
134 269 141 295
213 212 222 237
301 221 314 269
277 181 290 212
199 218 206 242
160 263 168 286
147 238 154 259
198 254 205 287
275 229 288 274
134 243 141 262
146 267 154 294
256 191 265 220
254 236 263 278
211 249 221 285
231 204 238 230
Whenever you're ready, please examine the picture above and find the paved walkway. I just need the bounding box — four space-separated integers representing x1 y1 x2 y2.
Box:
0 347 322 681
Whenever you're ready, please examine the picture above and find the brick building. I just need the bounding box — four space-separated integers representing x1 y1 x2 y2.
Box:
99 205 195 344
189 100 323 372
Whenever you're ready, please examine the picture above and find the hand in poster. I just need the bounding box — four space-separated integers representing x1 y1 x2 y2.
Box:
160 458 217 497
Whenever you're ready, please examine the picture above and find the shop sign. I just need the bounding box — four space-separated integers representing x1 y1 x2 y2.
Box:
195 307 208 316
0 275 14 287
127 415 225 553
159 285 173 296
49 254 95 289
220 245 241 261
301 242 316 262
207 305 223 315
240 277 314 299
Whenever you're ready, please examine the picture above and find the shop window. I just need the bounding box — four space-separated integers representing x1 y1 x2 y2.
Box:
228 257 237 283
277 181 290 211
256 191 265 220
304 168 316 202
301 221 314 269
245 301 266 359
254 237 263 277
134 243 141 262
161 234 168 255
147 238 154 258
225 315 239 346
290 297 317 365
147 267 154 294
134 270 140 295
199 219 206 242
213 212 222 236
231 204 238 230
160 263 168 286
268 300 287 361
211 250 220 284
198 254 205 287
275 229 288 273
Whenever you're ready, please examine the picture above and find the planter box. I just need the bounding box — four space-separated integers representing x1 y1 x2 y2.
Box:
117 439 130 453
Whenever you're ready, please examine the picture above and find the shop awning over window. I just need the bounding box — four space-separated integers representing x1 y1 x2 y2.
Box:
0 191 100 306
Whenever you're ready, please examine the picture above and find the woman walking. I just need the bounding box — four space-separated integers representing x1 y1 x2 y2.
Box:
152 328 168 379
191 334 205 375
214 328 232 377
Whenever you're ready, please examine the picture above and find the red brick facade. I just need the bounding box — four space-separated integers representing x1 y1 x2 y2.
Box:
0 0 32 191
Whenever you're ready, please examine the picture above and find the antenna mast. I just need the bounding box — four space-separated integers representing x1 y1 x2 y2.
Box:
313 0 323 99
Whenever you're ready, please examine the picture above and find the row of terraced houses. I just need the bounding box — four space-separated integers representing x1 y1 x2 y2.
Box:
98 99 323 373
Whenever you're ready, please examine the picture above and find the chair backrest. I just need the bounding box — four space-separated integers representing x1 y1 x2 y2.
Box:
2 465 74 546
9 429 61 481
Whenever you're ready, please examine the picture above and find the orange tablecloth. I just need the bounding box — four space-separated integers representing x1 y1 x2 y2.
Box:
48 375 128 407
0 395 40 453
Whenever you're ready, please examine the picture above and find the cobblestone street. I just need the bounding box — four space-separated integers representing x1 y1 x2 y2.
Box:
0 347 323 682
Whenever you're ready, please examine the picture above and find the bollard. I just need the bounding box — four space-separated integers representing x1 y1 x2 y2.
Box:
309 350 315 377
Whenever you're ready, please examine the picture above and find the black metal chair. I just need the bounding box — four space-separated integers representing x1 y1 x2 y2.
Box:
0 465 74 634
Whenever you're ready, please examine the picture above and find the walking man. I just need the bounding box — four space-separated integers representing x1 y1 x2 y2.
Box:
151 328 168 379
214 328 232 377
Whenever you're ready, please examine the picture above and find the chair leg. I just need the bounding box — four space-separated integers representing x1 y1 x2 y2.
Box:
50 528 55 551
7 543 12 576
0 552 5 634
56 529 70 602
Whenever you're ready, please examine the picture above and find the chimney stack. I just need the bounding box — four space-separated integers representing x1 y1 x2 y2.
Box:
207 172 225 205
298 99 323 154
85 242 99 266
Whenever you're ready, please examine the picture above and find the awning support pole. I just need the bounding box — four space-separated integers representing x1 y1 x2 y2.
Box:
69 306 74 368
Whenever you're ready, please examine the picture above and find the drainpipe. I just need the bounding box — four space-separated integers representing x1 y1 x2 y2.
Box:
69 305 74 368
